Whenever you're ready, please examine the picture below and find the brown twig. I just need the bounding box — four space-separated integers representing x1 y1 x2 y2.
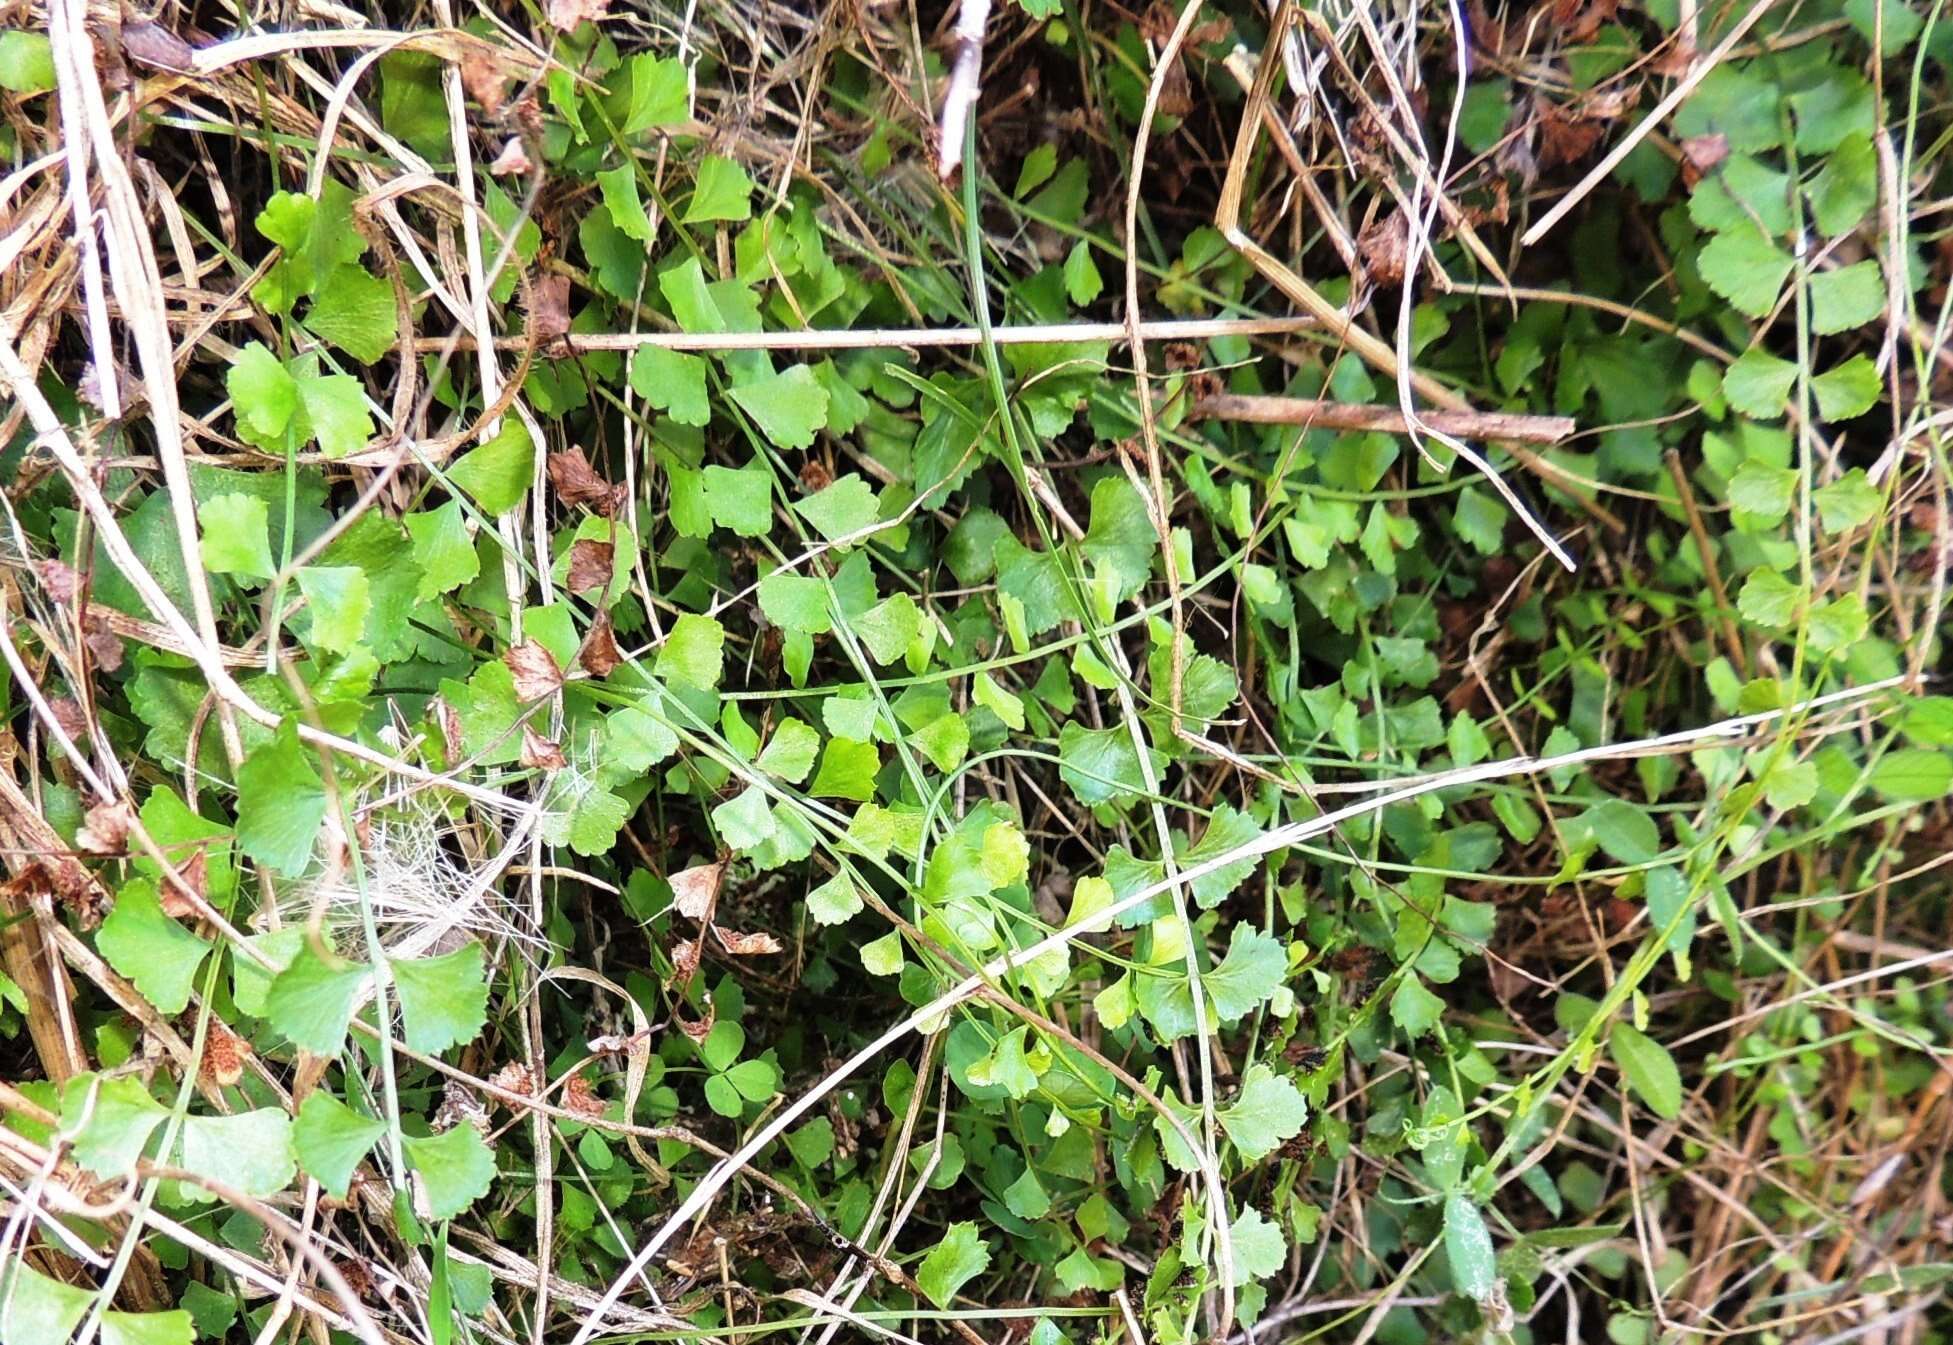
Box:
1191 392 1577 444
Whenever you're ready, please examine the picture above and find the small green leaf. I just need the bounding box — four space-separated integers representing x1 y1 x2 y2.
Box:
727 364 828 449
806 872 862 925
597 164 654 241
1063 239 1103 306
1390 974 1446 1039
703 461 774 536
657 613 725 690
1727 461 1798 526
292 363 373 458
685 155 755 223
629 346 710 426
757 718 821 783
0 1262 95 1342
405 1125 497 1220
61 1074 166 1179
227 342 299 441
1811 354 1881 421
302 264 398 364
199 493 276 580
406 500 480 600
1737 567 1800 628
860 930 904 975
758 572 832 635
1807 132 1878 236
173 1109 296 1199
794 474 880 543
0 30 56 93
1808 594 1868 653
1609 1022 1683 1119
916 1222 991 1308
265 943 371 1056
100 1309 195 1345
811 738 879 801
293 1090 385 1198
236 722 327 877
391 943 490 1054
447 419 536 516
855 594 921 665
1808 261 1885 336
1578 798 1661 865
1814 468 1881 532
97 878 210 1016
297 566 370 654
1205 924 1285 1023
1220 1063 1308 1161
974 671 1025 730
1720 350 1796 419
1444 1194 1497 1301
1697 228 1792 317
1227 1205 1287 1287
711 785 778 851
1869 748 1953 802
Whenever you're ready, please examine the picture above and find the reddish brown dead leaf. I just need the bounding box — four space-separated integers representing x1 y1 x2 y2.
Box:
1359 211 1410 288
566 538 614 594
530 273 572 344
46 696 88 744
487 1061 538 1103
669 860 725 920
159 850 208 918
671 937 701 980
579 610 623 677
713 925 783 956
547 0 611 31
1537 101 1603 169
82 613 124 673
520 725 568 771
676 995 715 1039
504 639 564 702
77 799 134 856
488 136 531 176
460 53 507 113
1680 133 1730 188
200 1020 252 1087
547 448 620 515
561 1071 607 1118
40 558 80 603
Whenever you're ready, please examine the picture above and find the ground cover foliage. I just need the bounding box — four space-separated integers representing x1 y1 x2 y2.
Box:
0 0 1948 1342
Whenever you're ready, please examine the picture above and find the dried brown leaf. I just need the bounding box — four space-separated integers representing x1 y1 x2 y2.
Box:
488 136 532 176
201 1020 251 1087
159 850 207 918
669 860 724 920
713 925 783 956
39 558 80 603
77 799 134 856
520 725 568 770
460 53 507 113
530 273 572 343
82 613 123 673
547 448 620 515
579 610 622 677
562 1071 607 1118
504 639 564 702
548 0 612 31
671 937 701 980
566 538 614 594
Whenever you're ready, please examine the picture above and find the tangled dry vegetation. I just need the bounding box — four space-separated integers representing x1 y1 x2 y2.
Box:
0 0 1949 1343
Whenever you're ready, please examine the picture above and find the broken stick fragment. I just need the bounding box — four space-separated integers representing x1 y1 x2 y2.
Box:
937 0 992 178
